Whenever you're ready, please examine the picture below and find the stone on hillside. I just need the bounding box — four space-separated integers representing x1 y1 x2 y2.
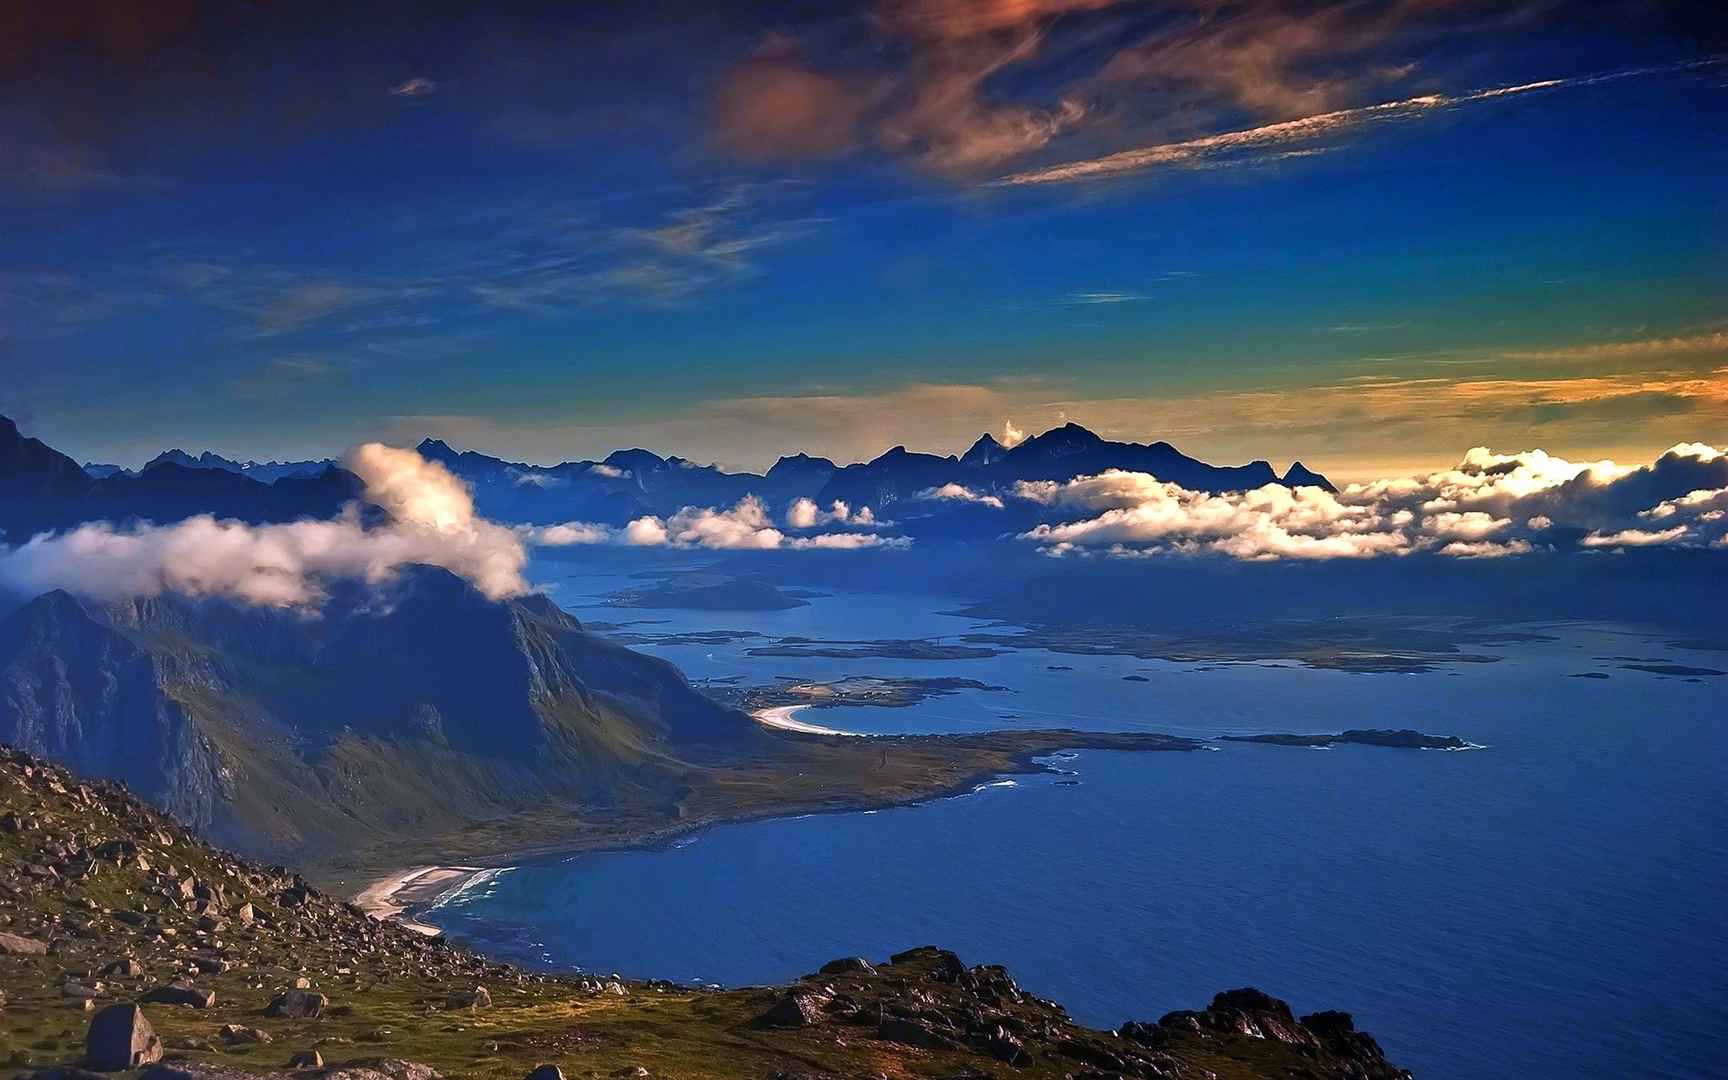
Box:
220 1023 272 1044
446 985 491 1010
287 1049 324 1068
266 987 329 1018
756 989 828 1028
234 903 255 925
0 930 48 955
318 1060 442 1080
85 1003 164 1070
818 956 876 976
102 957 145 977
525 1067 565 1080
140 983 216 1008
877 1015 957 1050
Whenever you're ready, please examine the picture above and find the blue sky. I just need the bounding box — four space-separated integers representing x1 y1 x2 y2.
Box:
2 0 1724 477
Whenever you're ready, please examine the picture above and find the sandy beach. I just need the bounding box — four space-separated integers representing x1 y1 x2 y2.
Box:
354 865 491 936
751 704 858 736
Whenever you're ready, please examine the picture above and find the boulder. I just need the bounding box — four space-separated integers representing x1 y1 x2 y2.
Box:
85 1003 164 1070
140 983 216 1008
266 987 329 1019
817 956 876 976
0 931 49 955
219 1023 272 1044
524 1068 565 1080
446 986 492 1010
877 1015 956 1050
287 1049 324 1068
756 989 827 1028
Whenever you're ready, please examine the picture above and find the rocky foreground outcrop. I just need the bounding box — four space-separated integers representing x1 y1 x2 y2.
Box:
0 746 1410 1079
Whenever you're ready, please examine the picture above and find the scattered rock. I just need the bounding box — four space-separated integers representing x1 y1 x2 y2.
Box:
267 987 329 1019
446 985 492 1010
757 989 828 1028
85 1002 165 1070
140 983 216 1008
220 1023 273 1044
0 930 49 955
525 1067 565 1080
818 956 876 976
287 1049 325 1068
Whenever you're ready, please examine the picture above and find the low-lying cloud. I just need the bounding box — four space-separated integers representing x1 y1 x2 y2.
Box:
0 444 530 607
1015 443 1728 560
919 483 1005 509
528 496 902 552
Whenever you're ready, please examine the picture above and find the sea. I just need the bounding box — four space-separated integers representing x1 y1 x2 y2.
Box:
422 561 1728 1080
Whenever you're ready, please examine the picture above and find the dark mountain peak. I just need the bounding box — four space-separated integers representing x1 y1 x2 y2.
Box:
6 587 90 628
1014 422 1105 458
0 414 94 500
101 461 262 494
866 445 954 467
415 437 459 463
961 433 1005 468
146 449 244 473
767 453 837 481
605 448 667 473
1282 461 1337 492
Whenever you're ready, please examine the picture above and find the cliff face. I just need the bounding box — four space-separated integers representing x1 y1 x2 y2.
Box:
0 746 1413 1080
0 568 759 862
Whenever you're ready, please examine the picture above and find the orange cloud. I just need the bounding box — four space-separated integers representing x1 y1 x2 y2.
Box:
713 35 875 160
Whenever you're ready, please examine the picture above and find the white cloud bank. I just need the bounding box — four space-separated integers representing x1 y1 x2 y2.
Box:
785 497 874 529
1016 443 1728 560
527 496 904 552
918 483 1005 509
0 444 530 607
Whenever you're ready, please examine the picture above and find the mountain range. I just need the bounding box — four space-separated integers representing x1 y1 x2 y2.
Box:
1 416 360 544
3 414 1330 539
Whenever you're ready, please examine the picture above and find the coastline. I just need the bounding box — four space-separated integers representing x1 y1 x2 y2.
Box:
751 703 859 736
354 864 493 936
346 731 1196 921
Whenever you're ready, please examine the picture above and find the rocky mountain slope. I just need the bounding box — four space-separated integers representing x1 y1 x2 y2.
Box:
0 566 760 865
0 747 1411 1079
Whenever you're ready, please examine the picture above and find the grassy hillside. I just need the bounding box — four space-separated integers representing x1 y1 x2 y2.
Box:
0 747 1412 1079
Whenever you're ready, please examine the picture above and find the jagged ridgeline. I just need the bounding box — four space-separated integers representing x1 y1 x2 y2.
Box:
0 567 762 865
0 747 1410 1079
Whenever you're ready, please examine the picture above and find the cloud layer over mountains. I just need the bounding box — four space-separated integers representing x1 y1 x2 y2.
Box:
1016 443 1728 560
526 495 900 551
2 440 1724 610
0 444 531 607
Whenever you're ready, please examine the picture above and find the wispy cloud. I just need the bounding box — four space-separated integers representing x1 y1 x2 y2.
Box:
229 356 347 399
1064 291 1149 305
1504 331 1728 362
995 60 1722 187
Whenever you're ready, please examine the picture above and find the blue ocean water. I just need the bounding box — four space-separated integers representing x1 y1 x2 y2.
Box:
427 566 1728 1079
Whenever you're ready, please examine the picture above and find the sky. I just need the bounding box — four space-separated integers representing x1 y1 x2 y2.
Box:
1 0 1724 481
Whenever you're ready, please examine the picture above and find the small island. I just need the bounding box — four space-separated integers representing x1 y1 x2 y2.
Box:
1220 728 1470 750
